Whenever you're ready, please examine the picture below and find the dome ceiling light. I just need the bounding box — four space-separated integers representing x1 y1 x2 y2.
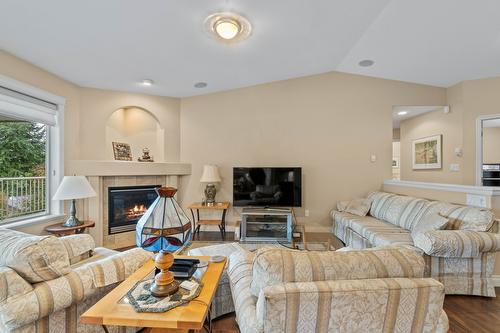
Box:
205 12 251 43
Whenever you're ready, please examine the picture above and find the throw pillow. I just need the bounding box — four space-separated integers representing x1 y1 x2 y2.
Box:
337 198 372 216
411 213 449 238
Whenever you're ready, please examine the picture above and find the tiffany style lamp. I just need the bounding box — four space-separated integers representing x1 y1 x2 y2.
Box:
136 187 192 297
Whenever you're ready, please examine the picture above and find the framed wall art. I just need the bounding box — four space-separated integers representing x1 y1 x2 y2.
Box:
412 135 442 169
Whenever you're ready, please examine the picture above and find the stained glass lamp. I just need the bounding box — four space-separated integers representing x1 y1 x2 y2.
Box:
135 187 192 297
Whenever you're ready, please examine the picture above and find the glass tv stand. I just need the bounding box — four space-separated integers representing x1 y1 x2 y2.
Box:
240 207 293 242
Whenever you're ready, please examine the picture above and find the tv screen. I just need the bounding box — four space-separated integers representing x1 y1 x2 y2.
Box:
233 167 302 207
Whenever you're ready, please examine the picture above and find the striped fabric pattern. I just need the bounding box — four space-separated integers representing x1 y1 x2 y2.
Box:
414 230 500 258
60 234 95 265
0 229 71 283
258 278 447 333
0 247 152 331
188 242 247 318
250 247 425 297
0 267 33 303
227 249 262 333
332 195 500 297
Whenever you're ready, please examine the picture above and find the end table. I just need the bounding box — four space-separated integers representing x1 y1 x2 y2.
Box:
45 220 95 237
188 202 230 240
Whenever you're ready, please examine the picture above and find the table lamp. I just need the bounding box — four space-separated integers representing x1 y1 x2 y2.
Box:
53 176 97 227
136 187 192 297
200 165 221 206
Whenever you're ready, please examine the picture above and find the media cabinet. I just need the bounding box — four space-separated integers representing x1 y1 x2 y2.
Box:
239 207 293 242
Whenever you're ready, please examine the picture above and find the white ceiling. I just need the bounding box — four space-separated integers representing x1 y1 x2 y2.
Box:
392 106 443 128
1 0 500 97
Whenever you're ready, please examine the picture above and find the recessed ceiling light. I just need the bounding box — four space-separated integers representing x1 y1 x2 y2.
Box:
358 59 375 67
205 12 251 43
141 79 154 86
194 82 207 88
397 111 408 116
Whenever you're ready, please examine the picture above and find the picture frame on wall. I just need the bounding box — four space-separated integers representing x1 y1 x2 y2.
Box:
112 142 133 161
412 134 442 169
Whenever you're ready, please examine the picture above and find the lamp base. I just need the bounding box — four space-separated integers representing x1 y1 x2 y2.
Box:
204 183 217 205
62 215 83 227
150 250 179 297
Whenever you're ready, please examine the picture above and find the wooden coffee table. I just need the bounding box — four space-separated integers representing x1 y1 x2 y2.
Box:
80 255 226 332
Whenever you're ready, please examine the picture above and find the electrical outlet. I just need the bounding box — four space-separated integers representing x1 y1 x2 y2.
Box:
370 154 377 162
305 209 310 217
449 164 460 172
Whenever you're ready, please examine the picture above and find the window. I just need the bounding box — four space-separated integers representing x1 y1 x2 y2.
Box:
0 75 65 225
0 118 48 221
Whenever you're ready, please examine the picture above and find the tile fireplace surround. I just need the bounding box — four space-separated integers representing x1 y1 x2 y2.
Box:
67 160 191 249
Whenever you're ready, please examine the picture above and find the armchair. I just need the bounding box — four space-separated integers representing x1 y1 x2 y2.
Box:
0 229 152 333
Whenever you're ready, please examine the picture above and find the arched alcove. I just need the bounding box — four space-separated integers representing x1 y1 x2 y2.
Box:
105 106 165 161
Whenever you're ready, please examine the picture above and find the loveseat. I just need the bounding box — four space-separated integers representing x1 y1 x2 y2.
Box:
332 191 500 297
0 229 152 333
228 246 448 333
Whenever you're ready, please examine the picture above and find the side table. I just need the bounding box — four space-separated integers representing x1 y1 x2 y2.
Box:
45 221 95 237
188 202 230 240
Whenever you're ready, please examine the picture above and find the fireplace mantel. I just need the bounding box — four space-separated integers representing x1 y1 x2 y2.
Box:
67 160 191 177
72 160 191 249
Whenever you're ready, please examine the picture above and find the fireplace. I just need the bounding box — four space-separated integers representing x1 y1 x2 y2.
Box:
108 185 160 234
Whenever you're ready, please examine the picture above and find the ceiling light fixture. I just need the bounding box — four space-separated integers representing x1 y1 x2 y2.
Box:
397 111 408 116
205 12 251 43
194 82 207 88
141 79 154 86
358 59 375 67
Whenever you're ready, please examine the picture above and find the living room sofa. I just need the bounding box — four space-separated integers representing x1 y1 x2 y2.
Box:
0 229 152 333
332 191 500 297
227 246 448 333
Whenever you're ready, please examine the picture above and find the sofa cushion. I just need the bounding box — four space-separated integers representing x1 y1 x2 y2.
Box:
438 204 495 232
60 234 96 265
0 229 70 283
368 192 429 230
250 247 425 297
411 213 449 239
368 232 414 247
336 198 372 216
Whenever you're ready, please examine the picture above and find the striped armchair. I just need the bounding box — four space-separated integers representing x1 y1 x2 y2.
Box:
227 246 448 333
0 229 152 333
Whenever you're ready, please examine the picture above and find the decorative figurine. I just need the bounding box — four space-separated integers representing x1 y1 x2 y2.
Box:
138 147 154 162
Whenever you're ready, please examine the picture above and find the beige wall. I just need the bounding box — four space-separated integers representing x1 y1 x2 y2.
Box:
400 107 463 184
79 88 180 162
0 51 182 234
483 127 500 164
180 72 446 229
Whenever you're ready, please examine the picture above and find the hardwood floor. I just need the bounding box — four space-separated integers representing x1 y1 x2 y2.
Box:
209 288 500 333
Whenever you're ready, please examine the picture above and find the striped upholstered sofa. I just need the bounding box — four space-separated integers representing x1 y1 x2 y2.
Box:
333 191 500 297
0 228 152 333
227 246 448 333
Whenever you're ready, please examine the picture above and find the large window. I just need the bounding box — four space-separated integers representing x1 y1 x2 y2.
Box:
0 117 48 222
0 75 64 225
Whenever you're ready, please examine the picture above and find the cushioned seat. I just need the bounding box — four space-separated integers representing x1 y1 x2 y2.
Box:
187 242 247 318
368 231 414 247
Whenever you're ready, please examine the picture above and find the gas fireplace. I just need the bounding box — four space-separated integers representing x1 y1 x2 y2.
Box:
108 185 160 234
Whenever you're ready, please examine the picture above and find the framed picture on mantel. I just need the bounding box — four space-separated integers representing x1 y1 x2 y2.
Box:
112 142 132 161
412 135 442 170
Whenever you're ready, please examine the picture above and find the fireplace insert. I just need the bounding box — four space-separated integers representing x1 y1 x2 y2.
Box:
108 185 160 234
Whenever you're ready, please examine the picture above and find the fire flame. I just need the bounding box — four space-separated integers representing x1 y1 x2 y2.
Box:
128 204 147 218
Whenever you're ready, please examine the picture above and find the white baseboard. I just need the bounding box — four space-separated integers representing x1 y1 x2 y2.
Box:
492 275 500 287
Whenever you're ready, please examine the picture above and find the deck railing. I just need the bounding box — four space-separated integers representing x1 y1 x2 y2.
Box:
0 177 46 221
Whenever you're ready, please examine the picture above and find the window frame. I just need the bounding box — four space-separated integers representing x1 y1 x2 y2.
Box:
0 74 65 226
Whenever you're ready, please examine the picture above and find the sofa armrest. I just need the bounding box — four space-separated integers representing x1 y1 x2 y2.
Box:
0 248 152 330
60 234 96 264
413 230 500 258
257 278 446 333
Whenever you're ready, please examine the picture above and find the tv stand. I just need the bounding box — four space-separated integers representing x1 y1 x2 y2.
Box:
240 207 293 242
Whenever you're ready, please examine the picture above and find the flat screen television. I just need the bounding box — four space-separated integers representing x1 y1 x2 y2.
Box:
233 167 302 207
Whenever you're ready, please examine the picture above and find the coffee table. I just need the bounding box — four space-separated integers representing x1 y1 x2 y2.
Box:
80 255 226 333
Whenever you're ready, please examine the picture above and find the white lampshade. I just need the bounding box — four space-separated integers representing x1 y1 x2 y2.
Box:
53 176 97 200
200 165 221 183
